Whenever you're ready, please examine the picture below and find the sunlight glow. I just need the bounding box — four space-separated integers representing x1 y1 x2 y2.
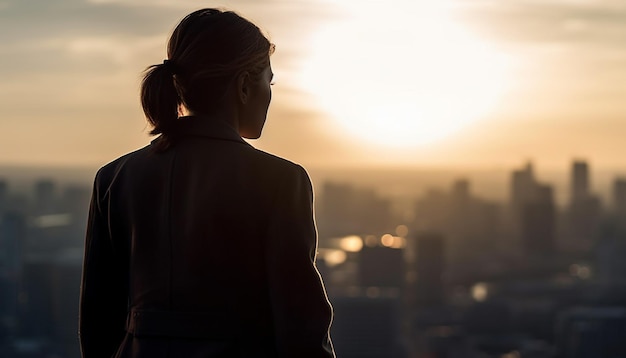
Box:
299 0 513 147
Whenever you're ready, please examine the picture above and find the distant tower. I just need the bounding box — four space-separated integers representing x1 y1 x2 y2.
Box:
359 245 405 289
0 179 7 215
0 212 25 277
556 307 626 358
511 162 536 211
0 212 26 337
567 160 602 252
35 179 56 214
62 185 91 243
571 160 590 205
331 296 404 358
317 182 393 241
613 178 626 219
451 179 470 203
522 184 556 256
412 233 445 308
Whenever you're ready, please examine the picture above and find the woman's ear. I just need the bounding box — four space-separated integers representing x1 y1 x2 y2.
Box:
237 71 251 104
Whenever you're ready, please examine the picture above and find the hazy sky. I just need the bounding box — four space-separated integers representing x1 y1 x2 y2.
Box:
1 0 625 171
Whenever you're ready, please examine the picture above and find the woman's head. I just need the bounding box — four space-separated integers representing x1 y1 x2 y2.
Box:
141 9 274 144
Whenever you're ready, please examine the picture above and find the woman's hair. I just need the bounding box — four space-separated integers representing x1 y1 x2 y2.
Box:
141 8 274 147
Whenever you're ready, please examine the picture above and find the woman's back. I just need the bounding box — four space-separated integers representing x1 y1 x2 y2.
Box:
82 116 334 357
79 8 334 358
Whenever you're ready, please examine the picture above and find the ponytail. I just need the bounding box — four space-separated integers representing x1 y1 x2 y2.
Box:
140 61 180 150
140 9 274 149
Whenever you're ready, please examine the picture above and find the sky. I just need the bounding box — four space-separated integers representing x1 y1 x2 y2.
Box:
0 0 625 171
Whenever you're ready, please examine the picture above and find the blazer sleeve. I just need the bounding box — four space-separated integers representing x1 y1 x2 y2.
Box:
265 165 335 358
78 170 128 358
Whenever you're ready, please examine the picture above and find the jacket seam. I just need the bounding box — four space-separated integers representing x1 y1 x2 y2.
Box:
167 148 177 312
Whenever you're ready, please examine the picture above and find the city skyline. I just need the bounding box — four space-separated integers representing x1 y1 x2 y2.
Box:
1 0 625 169
3 154 626 356
3 157 626 208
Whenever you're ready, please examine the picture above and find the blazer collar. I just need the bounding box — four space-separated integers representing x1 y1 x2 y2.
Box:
151 115 252 147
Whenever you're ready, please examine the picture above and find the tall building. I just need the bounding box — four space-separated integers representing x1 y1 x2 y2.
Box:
571 160 590 205
522 184 556 256
451 179 470 204
566 161 602 253
511 162 536 211
414 180 502 277
331 296 405 358
62 185 91 246
556 307 626 358
359 245 405 289
19 257 55 338
316 182 394 241
411 233 445 308
613 178 626 220
0 179 7 215
51 249 83 358
0 212 26 338
0 212 25 275
34 179 57 214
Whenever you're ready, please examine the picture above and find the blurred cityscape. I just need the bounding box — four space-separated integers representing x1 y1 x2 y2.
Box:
1 160 626 357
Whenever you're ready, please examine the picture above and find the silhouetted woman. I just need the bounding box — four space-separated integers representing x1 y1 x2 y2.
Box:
79 9 335 358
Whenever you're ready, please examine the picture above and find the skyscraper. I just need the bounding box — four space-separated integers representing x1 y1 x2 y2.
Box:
0 212 26 338
522 184 556 256
359 245 405 289
0 179 7 215
412 233 445 308
566 160 602 252
316 182 394 241
331 296 404 358
511 162 536 212
571 160 590 205
34 179 56 214
451 179 470 204
613 178 626 219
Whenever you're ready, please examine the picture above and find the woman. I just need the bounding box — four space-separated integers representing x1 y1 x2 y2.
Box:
79 9 335 358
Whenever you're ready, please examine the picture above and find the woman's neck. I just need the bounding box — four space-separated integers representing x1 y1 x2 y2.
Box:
183 106 240 135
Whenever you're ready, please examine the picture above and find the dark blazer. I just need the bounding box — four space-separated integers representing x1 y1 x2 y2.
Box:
79 116 335 358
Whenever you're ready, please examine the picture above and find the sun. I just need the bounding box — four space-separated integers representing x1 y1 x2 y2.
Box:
298 1 513 148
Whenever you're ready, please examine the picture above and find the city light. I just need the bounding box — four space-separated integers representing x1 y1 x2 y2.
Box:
338 235 363 252
321 249 347 267
32 214 73 228
395 224 409 238
380 234 406 249
381 234 394 247
471 282 489 302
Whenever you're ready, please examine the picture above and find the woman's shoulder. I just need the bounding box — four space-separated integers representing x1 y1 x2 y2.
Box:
246 146 309 177
94 145 153 184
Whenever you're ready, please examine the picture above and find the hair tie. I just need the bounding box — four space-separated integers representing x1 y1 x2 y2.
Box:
162 59 176 74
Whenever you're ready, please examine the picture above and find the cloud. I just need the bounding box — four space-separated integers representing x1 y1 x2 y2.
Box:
454 0 626 47
0 0 174 41
64 34 164 66
85 0 260 7
0 0 337 165
0 0 332 77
